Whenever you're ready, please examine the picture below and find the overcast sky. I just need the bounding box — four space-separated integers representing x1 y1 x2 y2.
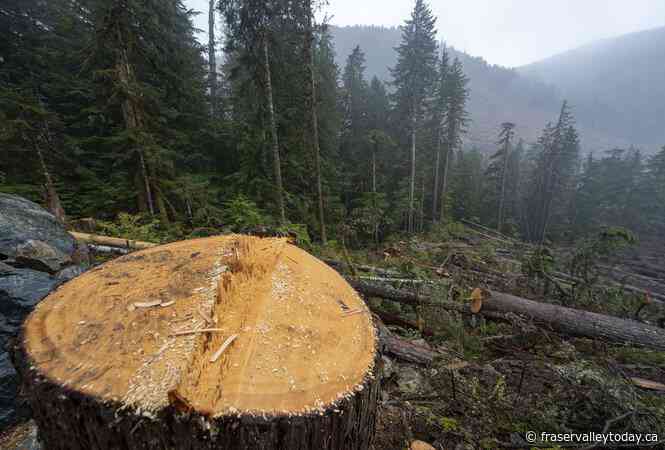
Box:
185 0 665 67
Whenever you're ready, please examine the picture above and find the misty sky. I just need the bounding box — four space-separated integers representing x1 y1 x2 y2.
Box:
185 0 665 67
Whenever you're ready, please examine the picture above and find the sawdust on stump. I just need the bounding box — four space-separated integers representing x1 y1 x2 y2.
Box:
18 235 379 449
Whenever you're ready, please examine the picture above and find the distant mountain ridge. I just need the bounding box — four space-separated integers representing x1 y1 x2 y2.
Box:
330 25 665 153
518 26 665 152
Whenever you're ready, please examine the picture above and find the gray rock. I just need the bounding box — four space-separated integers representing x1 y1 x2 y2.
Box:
0 263 58 318
0 194 76 262
14 239 71 274
0 194 88 428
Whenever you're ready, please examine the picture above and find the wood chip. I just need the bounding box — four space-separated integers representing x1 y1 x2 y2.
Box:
160 301 175 307
210 334 238 362
342 309 364 317
134 300 162 308
197 306 214 325
170 328 225 337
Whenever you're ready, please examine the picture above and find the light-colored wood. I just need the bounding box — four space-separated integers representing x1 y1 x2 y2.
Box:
69 231 157 250
23 235 377 417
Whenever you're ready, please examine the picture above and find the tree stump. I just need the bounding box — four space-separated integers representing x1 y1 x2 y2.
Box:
15 235 380 449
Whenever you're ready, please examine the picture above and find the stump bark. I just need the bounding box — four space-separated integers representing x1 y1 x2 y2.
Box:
15 235 380 449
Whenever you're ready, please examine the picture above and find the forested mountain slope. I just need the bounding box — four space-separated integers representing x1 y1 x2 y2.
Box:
519 26 665 152
331 25 664 152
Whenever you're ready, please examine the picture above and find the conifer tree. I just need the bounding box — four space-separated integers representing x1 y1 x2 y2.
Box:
302 0 326 242
340 45 369 199
485 122 516 232
220 0 289 223
524 101 580 242
430 44 449 223
391 0 438 232
439 57 469 222
208 0 219 117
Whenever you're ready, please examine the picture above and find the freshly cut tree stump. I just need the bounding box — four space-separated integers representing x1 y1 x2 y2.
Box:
15 235 379 450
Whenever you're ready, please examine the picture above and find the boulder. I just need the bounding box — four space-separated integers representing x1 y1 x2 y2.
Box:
0 193 88 270
0 193 88 429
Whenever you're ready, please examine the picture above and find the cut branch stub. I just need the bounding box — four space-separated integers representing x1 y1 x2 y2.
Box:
16 235 379 449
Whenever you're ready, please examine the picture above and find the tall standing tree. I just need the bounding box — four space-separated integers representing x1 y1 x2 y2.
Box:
208 0 219 117
390 0 438 232
486 122 516 232
340 45 369 201
439 57 469 222
430 44 449 222
220 0 287 223
302 0 326 242
524 101 580 242
90 0 207 223
366 77 391 194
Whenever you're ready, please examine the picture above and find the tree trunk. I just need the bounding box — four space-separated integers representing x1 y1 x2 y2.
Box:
116 42 154 216
208 0 218 117
138 149 155 216
440 143 451 222
431 130 441 223
263 37 286 224
497 140 510 232
419 176 425 232
304 5 326 243
15 236 380 450
375 316 435 365
372 309 434 337
31 131 65 225
351 278 665 351
69 231 158 250
408 116 417 233
371 140 377 194
477 290 665 351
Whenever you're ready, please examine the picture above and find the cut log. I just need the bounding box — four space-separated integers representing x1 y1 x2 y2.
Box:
349 279 513 324
321 258 401 277
69 231 158 250
15 235 380 449
374 316 435 365
86 243 130 254
373 309 434 337
475 289 665 351
347 279 440 307
350 278 665 351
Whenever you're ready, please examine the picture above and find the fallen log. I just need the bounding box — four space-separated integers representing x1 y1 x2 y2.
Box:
347 279 440 307
373 309 434 337
352 278 665 351
15 235 380 449
374 316 435 365
69 231 158 250
321 258 401 277
86 243 129 255
473 289 665 351
349 278 511 322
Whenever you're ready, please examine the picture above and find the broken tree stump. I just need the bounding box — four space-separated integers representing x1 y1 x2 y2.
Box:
14 235 380 450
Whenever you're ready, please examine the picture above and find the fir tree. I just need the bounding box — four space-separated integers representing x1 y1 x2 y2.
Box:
439 57 469 222
390 0 438 232
485 122 516 232
430 44 449 222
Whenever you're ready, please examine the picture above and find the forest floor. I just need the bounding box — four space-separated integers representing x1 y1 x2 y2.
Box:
2 224 665 449
314 224 665 449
